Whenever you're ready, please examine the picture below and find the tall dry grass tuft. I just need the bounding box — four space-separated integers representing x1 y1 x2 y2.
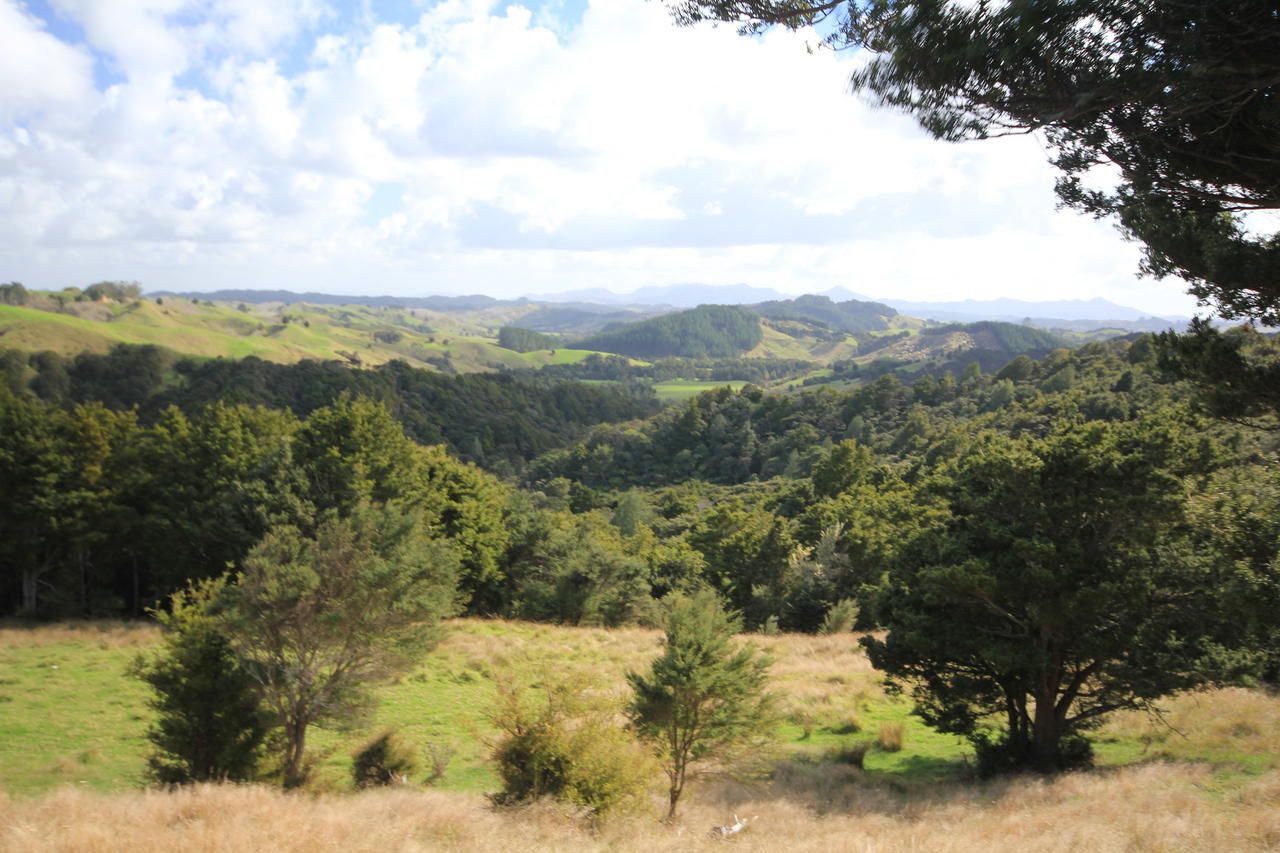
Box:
2 763 1277 852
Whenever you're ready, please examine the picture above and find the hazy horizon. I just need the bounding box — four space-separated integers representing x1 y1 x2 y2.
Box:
2 0 1202 317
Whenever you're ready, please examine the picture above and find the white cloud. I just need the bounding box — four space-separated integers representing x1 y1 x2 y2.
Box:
0 1 95 120
0 0 1201 316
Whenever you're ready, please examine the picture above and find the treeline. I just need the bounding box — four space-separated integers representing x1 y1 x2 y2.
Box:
576 305 764 358
0 346 659 473
528 338 1211 488
0 280 141 309
497 326 559 352
0 392 508 617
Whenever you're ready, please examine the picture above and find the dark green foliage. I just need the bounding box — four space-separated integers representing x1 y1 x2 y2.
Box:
352 729 421 788
2 346 657 472
865 417 1222 772
1183 464 1280 685
84 281 142 301
509 509 655 626
497 326 559 352
577 305 763 359
0 388 139 615
627 591 774 819
0 282 29 305
1156 320 1280 424
521 353 813 384
133 579 267 785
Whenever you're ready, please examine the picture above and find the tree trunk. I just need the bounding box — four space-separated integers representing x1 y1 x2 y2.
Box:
1031 690 1063 772
283 719 308 789
666 764 685 822
21 566 39 614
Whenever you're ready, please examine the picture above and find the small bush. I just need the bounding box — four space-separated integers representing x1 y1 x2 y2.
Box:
972 732 1095 778
829 741 871 769
352 729 421 788
877 722 904 752
132 579 267 786
490 674 653 817
819 599 860 635
425 741 456 784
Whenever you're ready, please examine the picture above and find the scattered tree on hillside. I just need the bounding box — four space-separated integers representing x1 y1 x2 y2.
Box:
217 504 459 787
627 591 774 820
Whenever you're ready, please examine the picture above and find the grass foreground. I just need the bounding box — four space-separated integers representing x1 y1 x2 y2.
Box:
0 620 1277 850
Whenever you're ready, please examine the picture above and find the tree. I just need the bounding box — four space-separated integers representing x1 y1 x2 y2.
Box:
865 417 1218 772
133 578 267 784
671 0 1280 325
1155 320 1280 426
216 503 460 787
627 591 774 820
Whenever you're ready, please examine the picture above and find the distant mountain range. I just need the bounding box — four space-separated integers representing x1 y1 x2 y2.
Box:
152 284 1187 330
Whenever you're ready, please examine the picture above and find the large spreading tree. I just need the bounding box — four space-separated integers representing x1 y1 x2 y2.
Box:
865 415 1222 772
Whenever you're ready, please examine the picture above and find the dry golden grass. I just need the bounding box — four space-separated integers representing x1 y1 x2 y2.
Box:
0 620 160 649
4 617 1279 852
2 763 1276 852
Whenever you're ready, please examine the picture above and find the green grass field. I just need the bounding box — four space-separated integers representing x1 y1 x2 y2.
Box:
652 380 748 401
1 620 1275 801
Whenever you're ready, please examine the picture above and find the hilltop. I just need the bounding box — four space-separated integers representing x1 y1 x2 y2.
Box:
0 284 1115 403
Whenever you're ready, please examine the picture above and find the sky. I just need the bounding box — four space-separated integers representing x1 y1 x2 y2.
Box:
0 0 1201 316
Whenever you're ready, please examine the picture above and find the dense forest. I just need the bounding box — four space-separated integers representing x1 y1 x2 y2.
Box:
496 326 560 353
5 332 1277 700
751 294 897 333
0 346 658 473
576 305 764 358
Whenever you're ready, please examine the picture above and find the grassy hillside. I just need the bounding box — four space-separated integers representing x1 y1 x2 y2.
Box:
1 621 1275 797
0 620 1275 850
0 300 615 374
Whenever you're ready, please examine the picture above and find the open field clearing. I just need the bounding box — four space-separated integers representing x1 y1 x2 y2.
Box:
0 620 1277 850
652 380 750 401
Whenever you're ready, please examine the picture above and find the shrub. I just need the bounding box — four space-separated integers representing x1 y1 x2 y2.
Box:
490 674 653 817
829 741 871 769
628 591 776 820
425 741 456 785
973 731 1094 778
352 729 421 788
132 579 268 785
820 599 860 635
877 722 904 752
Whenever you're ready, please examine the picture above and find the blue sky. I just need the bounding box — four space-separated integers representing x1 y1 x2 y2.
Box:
0 0 1199 315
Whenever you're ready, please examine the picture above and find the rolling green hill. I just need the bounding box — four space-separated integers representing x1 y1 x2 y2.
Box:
0 299 614 374
576 305 764 358
750 294 897 333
